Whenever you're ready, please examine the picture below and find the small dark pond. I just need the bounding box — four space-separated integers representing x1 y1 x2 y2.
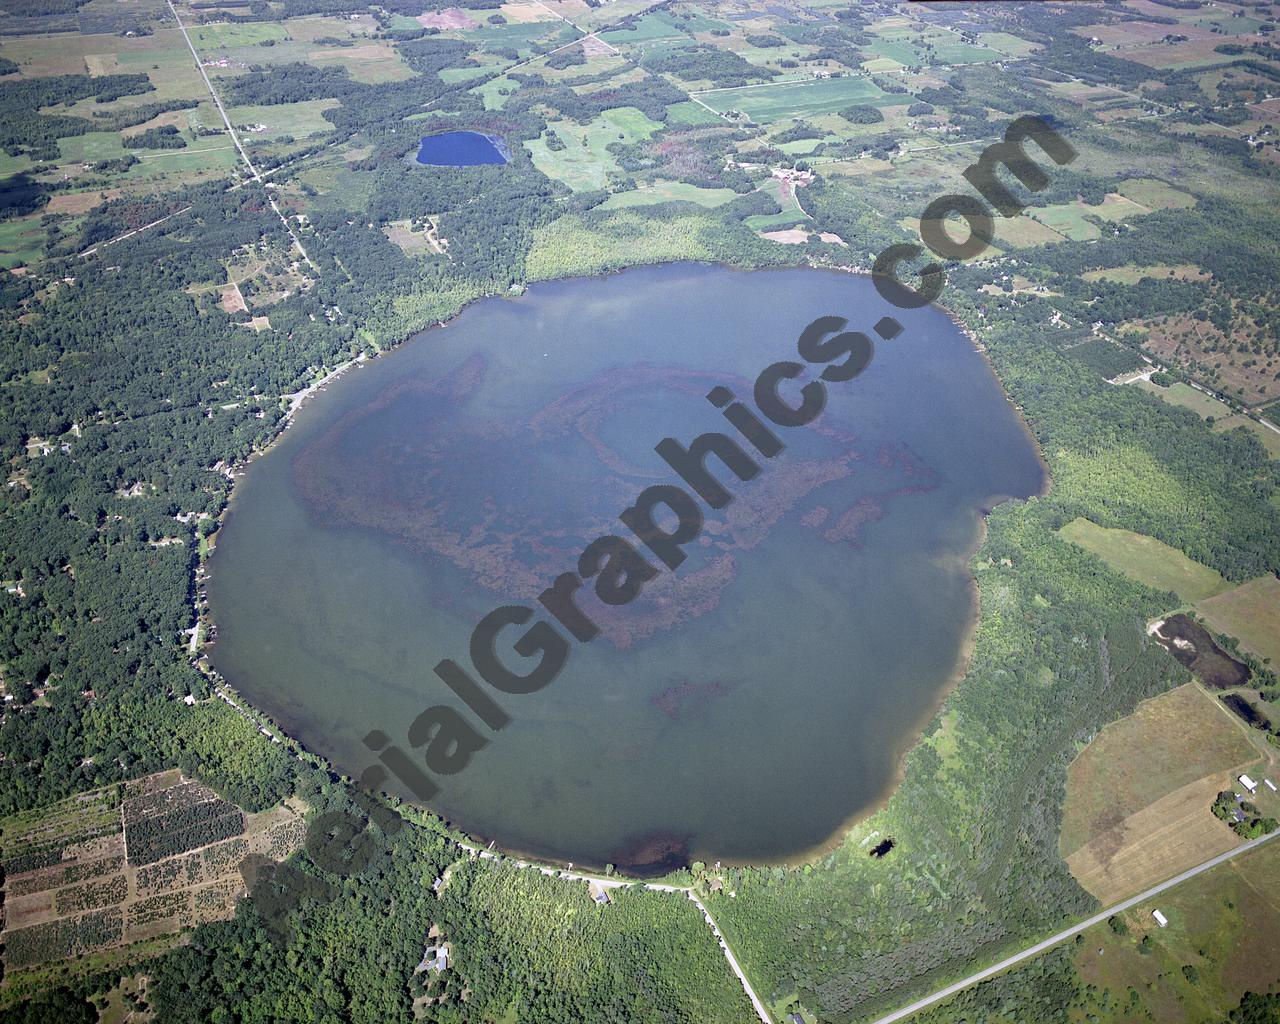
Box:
1222 693 1269 729
1152 614 1249 689
414 130 509 166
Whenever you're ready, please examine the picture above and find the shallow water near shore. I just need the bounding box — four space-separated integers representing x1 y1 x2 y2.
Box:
208 263 1045 873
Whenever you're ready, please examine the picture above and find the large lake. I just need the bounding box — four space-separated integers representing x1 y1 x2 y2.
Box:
208 264 1044 872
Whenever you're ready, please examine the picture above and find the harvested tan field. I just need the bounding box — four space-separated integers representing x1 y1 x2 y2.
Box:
1066 774 1244 904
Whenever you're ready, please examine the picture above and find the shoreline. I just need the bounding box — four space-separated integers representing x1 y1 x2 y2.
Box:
199 257 1055 880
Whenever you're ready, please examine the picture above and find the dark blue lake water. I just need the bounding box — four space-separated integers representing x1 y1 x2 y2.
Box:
414 130 509 166
208 264 1045 873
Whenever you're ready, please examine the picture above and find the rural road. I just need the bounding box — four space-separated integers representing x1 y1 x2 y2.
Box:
165 0 315 268
869 828 1280 1024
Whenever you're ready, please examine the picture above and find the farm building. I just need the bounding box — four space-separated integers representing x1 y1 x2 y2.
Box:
1152 910 1169 928
1267 779 1277 793
1240 774 1259 794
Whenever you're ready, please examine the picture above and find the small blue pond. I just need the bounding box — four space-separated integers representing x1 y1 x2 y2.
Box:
414 130 510 166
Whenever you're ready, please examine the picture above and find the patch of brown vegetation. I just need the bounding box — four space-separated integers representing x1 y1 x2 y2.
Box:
1066 774 1244 904
761 228 809 244
308 43 397 62
45 188 121 215
416 8 479 29
1127 35 1264 69
218 283 247 314
1061 683 1257 858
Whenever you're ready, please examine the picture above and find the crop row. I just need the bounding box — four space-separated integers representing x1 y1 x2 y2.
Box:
127 807 245 867
2 820 122 876
135 852 201 897
264 819 306 860
192 878 242 922
122 781 220 827
126 891 190 930
52 873 128 915
3 908 123 970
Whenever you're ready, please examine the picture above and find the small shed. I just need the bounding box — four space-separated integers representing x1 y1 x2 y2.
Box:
1266 779 1277 793
1152 909 1168 928
1240 774 1259 794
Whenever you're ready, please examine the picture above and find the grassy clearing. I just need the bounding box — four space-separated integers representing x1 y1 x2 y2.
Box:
1196 575 1280 665
993 214 1067 248
1029 202 1102 241
1116 177 1196 210
0 218 45 269
526 210 718 279
472 75 520 110
188 22 287 48
1082 263 1207 285
866 32 998 68
598 11 689 45
665 99 723 126
1136 380 1234 421
694 76 911 122
976 30 1040 56
224 100 339 138
525 106 663 191
1059 517 1231 603
599 180 736 210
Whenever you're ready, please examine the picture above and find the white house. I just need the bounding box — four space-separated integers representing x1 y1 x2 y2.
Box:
1240 774 1259 794
1152 910 1168 928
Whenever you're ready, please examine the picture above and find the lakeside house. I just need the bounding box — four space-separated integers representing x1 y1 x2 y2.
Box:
587 881 611 905
1240 774 1259 794
1152 910 1168 928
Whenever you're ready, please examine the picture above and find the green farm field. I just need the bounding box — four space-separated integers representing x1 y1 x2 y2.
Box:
225 100 340 139
600 181 737 210
1136 380 1235 421
599 11 690 45
0 219 45 269
188 23 287 48
526 107 663 191
694 76 911 122
1073 837 1280 1024
1059 517 1232 603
